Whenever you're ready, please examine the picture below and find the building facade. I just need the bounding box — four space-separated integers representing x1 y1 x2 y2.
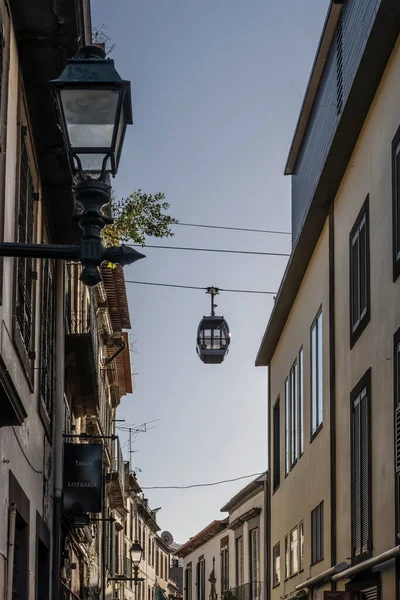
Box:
257 1 400 599
0 0 92 598
177 474 266 600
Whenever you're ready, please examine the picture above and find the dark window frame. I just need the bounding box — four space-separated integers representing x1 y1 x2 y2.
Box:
272 542 280 588
185 562 192 600
273 396 280 492
349 195 370 348
392 124 400 281
350 368 372 564
38 257 55 438
196 557 205 600
290 359 298 468
311 501 324 565
220 543 229 595
310 309 323 440
13 123 38 388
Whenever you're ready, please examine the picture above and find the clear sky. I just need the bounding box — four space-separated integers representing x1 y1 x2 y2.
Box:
92 0 330 544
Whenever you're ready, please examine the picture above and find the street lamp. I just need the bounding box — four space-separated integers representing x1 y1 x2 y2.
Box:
0 45 144 286
50 45 132 178
131 541 145 586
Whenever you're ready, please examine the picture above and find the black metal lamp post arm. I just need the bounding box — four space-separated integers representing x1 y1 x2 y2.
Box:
0 179 145 286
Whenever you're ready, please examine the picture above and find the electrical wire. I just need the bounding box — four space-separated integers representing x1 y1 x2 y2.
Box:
12 426 43 475
125 280 277 295
175 222 291 235
141 472 264 490
129 243 290 257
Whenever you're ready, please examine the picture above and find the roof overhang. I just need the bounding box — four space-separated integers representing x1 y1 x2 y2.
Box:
228 507 262 531
256 0 400 367
285 1 344 175
220 474 265 513
175 520 229 558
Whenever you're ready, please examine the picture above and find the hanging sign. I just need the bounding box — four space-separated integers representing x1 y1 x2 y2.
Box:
63 443 103 514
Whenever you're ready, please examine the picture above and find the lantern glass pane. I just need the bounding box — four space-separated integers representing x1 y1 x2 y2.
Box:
74 154 112 173
60 88 119 149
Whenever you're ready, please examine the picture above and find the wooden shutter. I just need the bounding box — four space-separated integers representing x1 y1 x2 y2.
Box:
396 342 400 472
361 588 378 600
353 396 362 554
360 389 369 553
273 399 280 490
352 374 371 558
396 149 400 259
16 133 35 353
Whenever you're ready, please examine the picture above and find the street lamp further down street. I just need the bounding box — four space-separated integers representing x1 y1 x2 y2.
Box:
0 45 144 286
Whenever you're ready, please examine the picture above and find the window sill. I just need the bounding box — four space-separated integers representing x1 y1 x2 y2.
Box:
272 582 281 589
310 423 323 443
350 313 370 349
352 550 372 565
272 484 280 495
310 557 324 567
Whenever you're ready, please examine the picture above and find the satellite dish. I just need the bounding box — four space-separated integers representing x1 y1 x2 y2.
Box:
161 531 174 546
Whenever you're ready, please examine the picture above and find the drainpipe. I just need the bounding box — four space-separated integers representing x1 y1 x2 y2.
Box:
6 503 17 600
52 260 65 600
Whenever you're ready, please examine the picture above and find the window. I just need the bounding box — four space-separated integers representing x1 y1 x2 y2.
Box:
249 529 259 594
299 348 304 455
156 548 159 577
289 527 298 576
185 563 192 600
351 369 372 561
165 555 168 580
290 360 298 467
285 535 289 579
311 501 324 565
350 197 370 346
285 347 304 475
221 544 229 594
392 126 400 280
272 543 280 587
273 398 280 490
149 536 152 563
161 551 164 579
15 131 36 365
196 558 205 600
39 258 55 427
285 378 289 475
236 537 244 586
299 522 304 571
311 310 323 436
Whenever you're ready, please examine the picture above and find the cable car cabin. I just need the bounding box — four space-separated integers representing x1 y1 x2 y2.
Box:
196 316 231 364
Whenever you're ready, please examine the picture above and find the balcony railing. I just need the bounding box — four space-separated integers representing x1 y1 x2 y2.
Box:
65 262 99 415
106 436 126 513
223 582 262 600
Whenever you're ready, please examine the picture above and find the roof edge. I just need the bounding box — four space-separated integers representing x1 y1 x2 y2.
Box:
284 0 344 175
220 473 266 513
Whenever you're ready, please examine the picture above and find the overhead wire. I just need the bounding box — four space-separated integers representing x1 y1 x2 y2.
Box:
129 243 290 257
141 472 265 490
174 222 291 235
125 280 277 295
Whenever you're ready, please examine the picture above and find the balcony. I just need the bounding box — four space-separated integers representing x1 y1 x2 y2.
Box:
86 397 113 466
105 436 126 514
224 583 262 600
65 262 99 416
